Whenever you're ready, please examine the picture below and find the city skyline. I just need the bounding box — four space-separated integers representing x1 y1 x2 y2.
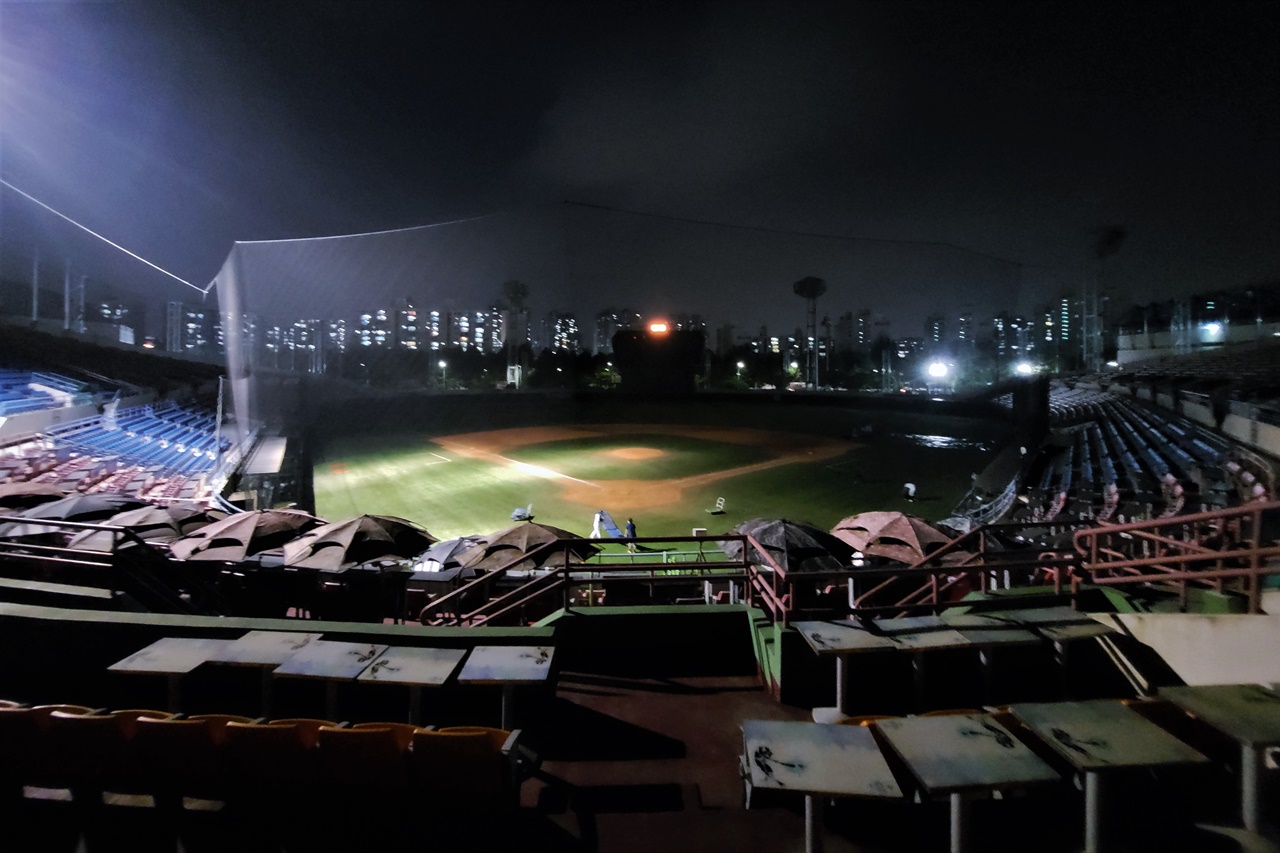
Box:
0 1 1276 341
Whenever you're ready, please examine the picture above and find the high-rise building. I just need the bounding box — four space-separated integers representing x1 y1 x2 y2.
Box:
357 309 393 348
325 319 348 354
594 309 642 354
957 310 975 347
426 310 444 350
480 306 505 354
834 312 855 353
925 314 946 346
545 313 580 352
449 310 497 351
856 309 872 349
165 301 213 355
286 319 324 373
396 299 419 350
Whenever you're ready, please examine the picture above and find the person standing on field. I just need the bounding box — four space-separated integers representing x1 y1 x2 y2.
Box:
625 517 637 552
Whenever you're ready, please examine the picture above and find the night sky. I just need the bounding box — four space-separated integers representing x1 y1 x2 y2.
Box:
1 1 1277 339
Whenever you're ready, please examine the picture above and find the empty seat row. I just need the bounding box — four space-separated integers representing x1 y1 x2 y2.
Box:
0 702 533 817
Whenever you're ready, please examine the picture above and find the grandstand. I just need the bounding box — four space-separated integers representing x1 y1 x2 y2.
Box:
1 324 1279 853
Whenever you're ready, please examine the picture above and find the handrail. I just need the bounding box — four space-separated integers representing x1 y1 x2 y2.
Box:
0 514 227 614
1071 500 1280 612
419 534 756 626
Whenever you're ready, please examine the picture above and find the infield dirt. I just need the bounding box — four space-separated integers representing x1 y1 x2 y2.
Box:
432 424 850 511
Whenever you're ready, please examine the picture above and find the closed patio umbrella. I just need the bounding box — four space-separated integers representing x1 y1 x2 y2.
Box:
66 505 184 551
831 511 965 566
457 521 598 572
718 518 854 573
282 514 437 572
168 510 324 563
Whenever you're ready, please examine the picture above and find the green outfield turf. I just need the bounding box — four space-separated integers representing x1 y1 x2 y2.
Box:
312 427 991 541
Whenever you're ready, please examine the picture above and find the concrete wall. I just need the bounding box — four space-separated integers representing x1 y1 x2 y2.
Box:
1107 613 1280 685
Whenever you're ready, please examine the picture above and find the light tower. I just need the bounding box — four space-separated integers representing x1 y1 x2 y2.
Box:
792 276 826 389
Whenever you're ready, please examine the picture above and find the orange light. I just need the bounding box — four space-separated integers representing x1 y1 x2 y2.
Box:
649 322 669 333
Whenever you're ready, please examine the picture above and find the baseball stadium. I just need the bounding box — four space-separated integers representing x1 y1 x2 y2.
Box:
1 307 1280 853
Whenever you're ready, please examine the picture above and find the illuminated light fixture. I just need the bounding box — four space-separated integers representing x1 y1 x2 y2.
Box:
1014 362 1034 376
1106 360 1119 368
926 361 948 379
649 322 669 333
1203 322 1222 334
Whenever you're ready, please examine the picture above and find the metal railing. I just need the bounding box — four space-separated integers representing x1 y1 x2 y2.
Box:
1070 500 1280 613
417 535 752 626
0 514 226 614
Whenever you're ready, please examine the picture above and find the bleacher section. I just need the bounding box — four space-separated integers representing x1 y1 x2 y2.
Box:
0 399 227 501
0 369 93 416
41 402 224 500
1018 383 1246 523
1119 340 1280 391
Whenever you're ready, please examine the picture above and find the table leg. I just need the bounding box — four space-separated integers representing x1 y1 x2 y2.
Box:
325 682 339 721
409 686 422 726
1241 742 1260 833
804 793 825 853
835 656 848 714
1084 771 1101 853
913 651 926 710
261 669 274 718
978 649 994 705
166 675 181 713
501 684 515 729
1054 640 1070 699
950 792 967 853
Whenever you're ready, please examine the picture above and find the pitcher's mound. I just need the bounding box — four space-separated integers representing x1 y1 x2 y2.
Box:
607 447 666 460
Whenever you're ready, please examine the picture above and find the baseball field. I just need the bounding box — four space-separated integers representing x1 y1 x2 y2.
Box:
312 423 992 541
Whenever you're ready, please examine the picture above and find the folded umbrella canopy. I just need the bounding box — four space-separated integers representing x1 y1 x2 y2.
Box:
0 493 150 541
457 521 598 572
66 505 183 551
416 535 485 571
168 509 324 563
163 504 231 536
830 511 965 566
282 514 438 572
718 518 855 573
0 482 67 511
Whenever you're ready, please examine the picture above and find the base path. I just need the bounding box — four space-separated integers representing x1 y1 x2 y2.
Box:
433 424 852 511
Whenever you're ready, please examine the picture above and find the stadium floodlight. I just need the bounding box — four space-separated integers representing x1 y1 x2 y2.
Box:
1203 322 1221 334
926 361 948 379
1014 362 1034 376
649 322 669 333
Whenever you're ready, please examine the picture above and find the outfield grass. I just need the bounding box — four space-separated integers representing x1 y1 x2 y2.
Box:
313 429 990 541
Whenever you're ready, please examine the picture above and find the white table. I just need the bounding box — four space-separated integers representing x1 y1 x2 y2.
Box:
1160 683 1280 833
108 636 232 711
941 612 1043 703
357 646 468 724
273 640 389 720
988 608 1114 696
206 630 324 715
456 645 555 728
742 719 902 853
876 713 1060 853
874 616 974 710
792 620 899 720
1011 699 1209 853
